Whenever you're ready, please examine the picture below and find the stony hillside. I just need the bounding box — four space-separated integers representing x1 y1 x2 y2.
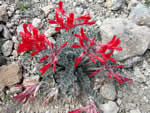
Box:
0 0 150 113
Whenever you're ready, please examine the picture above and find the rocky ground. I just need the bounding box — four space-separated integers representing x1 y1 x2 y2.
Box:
0 0 150 113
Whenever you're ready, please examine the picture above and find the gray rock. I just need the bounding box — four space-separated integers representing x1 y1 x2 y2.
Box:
12 50 18 58
130 109 141 113
32 8 44 18
23 76 40 84
15 10 20 14
7 11 13 17
0 6 8 22
7 86 22 95
134 66 146 82
48 37 56 44
100 101 119 113
129 3 150 27
106 0 125 10
45 111 50 113
16 110 21 113
41 4 54 16
9 6 15 13
128 0 140 10
76 7 84 14
2 25 11 39
0 56 7 66
101 18 150 61
13 14 21 20
44 28 57 38
12 36 19 44
32 18 42 28
6 22 14 28
2 40 13 56
0 24 3 32
97 0 105 4
96 20 102 26
16 24 24 35
133 60 150 83
100 83 116 100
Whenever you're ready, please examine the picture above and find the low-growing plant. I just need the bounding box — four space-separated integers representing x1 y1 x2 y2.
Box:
16 1 32 11
14 1 133 113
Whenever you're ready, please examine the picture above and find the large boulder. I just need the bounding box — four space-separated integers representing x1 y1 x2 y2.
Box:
0 6 8 23
101 18 150 61
0 63 22 87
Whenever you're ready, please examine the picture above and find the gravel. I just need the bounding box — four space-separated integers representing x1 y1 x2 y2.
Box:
0 0 150 113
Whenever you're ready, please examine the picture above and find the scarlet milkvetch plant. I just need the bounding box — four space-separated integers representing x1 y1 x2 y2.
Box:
14 1 133 112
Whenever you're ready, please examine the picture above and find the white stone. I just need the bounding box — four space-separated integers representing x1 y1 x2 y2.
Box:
2 40 13 56
100 83 116 100
41 4 54 16
100 101 119 113
106 0 125 10
32 18 42 28
44 28 57 38
130 109 141 113
76 7 84 14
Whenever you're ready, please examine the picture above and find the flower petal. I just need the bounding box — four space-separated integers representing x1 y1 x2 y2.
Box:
40 63 51 75
53 56 58 72
71 44 81 48
40 55 50 62
48 20 57 24
89 68 103 77
57 41 68 53
110 71 124 84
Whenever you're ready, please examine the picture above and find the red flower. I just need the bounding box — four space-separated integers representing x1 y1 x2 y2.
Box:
69 103 100 113
114 73 133 84
40 40 68 75
18 24 47 56
56 1 66 16
13 82 41 104
96 35 122 63
89 64 132 84
68 109 82 113
72 28 104 67
48 1 95 31
107 35 122 51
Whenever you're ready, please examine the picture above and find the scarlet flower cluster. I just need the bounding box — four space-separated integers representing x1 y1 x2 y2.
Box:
72 28 122 67
48 1 95 31
13 82 41 104
17 24 47 56
17 24 68 75
89 64 132 84
71 28 132 84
